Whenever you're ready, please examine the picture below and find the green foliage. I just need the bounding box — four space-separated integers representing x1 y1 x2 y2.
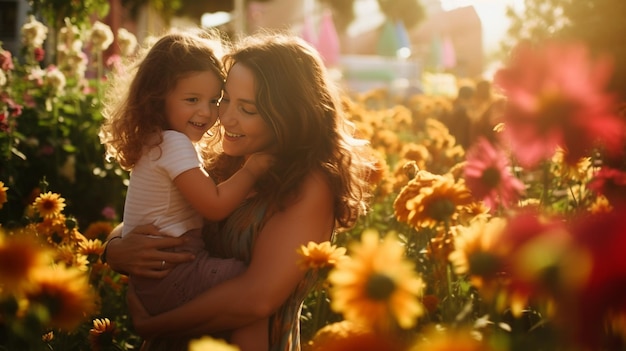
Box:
0 18 127 229
28 0 110 31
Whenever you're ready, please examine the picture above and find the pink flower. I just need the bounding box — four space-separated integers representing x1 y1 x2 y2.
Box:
34 47 45 62
105 54 123 73
1 94 22 118
100 206 117 220
494 40 625 168
0 50 14 71
464 137 524 211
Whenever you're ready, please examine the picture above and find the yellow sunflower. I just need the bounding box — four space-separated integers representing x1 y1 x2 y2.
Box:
448 217 507 288
328 230 425 332
397 173 473 229
78 239 105 258
0 181 8 209
550 147 593 182
54 244 91 272
33 191 66 218
25 266 97 331
188 336 239 351
0 228 51 294
297 241 347 271
35 215 70 244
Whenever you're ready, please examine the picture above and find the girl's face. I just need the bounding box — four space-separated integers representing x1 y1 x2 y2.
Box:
219 63 275 157
165 70 221 143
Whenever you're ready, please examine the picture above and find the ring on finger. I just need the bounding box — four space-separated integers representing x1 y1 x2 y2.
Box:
161 260 166 270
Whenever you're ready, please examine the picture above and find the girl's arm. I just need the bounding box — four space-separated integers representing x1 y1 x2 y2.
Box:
104 224 195 278
130 171 335 337
174 152 273 221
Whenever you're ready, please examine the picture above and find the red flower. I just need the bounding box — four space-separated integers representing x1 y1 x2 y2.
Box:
495 209 574 315
494 40 625 168
567 209 626 348
464 137 524 211
588 167 626 207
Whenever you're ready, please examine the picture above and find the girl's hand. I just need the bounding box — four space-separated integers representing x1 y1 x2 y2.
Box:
243 152 276 178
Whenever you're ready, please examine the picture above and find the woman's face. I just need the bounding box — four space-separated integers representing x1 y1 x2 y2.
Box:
218 63 275 157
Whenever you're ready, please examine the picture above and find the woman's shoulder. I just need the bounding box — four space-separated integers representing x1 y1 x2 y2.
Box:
299 170 333 203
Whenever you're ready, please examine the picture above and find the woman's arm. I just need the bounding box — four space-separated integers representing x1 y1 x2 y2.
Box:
104 224 195 278
130 172 335 337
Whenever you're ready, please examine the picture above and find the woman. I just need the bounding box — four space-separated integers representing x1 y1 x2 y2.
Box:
103 32 374 350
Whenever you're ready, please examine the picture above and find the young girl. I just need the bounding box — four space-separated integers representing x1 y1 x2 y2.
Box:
99 29 272 344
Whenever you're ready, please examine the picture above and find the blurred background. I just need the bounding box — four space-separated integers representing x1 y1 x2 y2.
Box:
2 0 624 98
1 0 523 98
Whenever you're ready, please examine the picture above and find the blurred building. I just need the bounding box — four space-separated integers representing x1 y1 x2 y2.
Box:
2 0 483 93
1 0 29 55
412 6 483 78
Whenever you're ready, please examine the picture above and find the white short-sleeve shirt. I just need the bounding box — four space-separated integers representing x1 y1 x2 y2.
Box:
122 130 204 237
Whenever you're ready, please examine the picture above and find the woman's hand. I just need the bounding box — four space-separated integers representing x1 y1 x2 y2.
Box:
105 224 195 278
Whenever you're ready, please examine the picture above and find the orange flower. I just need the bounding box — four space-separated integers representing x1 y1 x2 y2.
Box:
33 191 66 218
25 266 97 331
35 215 69 244
83 221 114 241
0 228 51 294
0 181 8 209
393 170 440 223
396 171 473 229
308 320 404 351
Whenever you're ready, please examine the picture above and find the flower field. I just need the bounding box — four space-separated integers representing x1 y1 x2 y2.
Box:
2 16 626 351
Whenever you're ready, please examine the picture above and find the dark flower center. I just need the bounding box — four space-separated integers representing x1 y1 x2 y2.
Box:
538 94 575 133
42 200 55 210
426 198 456 222
468 251 502 277
365 273 396 300
480 167 502 188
